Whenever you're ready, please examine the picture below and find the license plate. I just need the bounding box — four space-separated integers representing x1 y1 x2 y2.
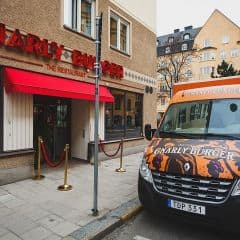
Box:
168 199 206 215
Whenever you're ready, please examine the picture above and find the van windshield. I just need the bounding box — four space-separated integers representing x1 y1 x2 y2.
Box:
156 99 240 138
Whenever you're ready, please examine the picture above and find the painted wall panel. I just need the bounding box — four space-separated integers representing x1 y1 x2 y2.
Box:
3 90 33 151
71 100 90 160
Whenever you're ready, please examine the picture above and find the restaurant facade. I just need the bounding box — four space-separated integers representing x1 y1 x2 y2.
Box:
0 0 157 184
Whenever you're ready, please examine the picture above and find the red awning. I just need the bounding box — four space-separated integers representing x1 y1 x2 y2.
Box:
4 67 114 102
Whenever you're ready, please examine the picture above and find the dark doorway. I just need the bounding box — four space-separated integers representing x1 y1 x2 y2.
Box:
33 96 71 162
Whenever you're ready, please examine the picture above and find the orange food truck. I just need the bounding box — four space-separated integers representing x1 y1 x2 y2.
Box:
138 77 240 230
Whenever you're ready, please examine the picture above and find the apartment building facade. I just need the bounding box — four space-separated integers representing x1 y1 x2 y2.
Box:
156 9 240 116
0 0 157 184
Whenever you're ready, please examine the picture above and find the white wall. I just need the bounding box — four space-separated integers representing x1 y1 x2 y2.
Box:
89 102 105 141
110 0 157 33
71 100 91 160
3 90 33 151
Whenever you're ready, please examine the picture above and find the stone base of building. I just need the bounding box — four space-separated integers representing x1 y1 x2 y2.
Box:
0 152 34 185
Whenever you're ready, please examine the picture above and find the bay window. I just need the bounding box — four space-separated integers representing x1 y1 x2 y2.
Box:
105 89 143 140
110 12 130 54
64 0 95 37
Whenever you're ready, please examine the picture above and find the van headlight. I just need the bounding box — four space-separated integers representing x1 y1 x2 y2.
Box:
139 157 153 183
231 179 240 196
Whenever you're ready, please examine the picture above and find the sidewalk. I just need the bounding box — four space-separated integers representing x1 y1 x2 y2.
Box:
0 152 143 240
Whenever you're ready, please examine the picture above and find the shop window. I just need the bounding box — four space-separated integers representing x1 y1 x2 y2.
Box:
64 0 95 37
105 89 143 140
110 12 130 54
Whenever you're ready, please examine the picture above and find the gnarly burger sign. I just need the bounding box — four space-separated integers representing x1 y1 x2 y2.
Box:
0 23 123 79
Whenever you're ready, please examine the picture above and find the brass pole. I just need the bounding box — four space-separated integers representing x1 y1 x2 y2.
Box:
58 144 72 191
116 138 126 172
33 136 45 180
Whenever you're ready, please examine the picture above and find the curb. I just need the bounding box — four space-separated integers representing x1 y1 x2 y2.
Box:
65 197 142 240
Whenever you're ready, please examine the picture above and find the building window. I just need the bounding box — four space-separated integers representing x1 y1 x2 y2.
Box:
220 50 227 59
186 55 192 63
186 69 192 78
64 0 95 37
200 66 212 75
161 98 165 105
105 89 143 140
183 34 190 40
168 37 174 44
201 52 215 61
231 48 239 58
181 43 188 51
203 39 210 48
165 47 170 54
222 35 229 44
110 12 130 54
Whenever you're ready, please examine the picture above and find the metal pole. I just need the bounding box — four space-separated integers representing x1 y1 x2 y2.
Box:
92 14 102 216
58 144 72 191
115 138 126 172
33 136 45 180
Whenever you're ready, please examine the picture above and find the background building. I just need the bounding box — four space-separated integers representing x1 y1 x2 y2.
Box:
0 0 157 184
156 9 240 117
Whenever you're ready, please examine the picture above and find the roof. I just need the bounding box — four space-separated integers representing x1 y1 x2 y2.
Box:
157 27 201 56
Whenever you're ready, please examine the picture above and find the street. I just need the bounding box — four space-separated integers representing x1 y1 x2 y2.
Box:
101 210 238 240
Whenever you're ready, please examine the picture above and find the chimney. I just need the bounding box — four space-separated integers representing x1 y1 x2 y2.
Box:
174 29 180 33
184 26 193 31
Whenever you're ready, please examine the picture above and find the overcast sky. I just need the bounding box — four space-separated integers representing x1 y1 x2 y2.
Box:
157 0 240 36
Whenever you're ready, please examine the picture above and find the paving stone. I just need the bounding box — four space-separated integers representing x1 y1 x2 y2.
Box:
0 226 8 237
0 207 14 217
50 221 79 237
0 194 16 203
0 232 22 240
3 198 25 209
6 217 38 235
21 226 52 240
37 214 64 229
43 233 62 240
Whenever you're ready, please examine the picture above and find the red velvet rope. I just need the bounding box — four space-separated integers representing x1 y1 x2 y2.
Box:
99 139 122 158
40 142 65 168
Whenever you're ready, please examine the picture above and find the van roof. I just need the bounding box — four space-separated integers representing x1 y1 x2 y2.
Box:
171 83 240 104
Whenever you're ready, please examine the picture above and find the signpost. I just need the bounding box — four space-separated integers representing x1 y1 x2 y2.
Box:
92 14 102 216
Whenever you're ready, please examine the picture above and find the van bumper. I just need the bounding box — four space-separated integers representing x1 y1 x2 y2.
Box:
138 172 240 231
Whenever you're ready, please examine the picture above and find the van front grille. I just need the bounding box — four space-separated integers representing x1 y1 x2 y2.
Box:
152 171 234 204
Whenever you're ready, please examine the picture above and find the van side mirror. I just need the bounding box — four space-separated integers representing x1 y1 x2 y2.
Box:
144 124 152 141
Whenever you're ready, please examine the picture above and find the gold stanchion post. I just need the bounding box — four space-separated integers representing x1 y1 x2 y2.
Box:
33 136 45 180
115 138 126 172
58 144 72 191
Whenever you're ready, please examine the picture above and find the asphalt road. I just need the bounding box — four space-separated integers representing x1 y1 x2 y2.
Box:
101 210 238 240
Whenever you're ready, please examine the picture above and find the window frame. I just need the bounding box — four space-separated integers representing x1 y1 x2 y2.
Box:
222 35 230 44
220 50 227 59
63 0 96 38
183 33 190 40
109 11 131 55
203 38 210 48
181 43 188 51
105 89 143 140
231 48 239 58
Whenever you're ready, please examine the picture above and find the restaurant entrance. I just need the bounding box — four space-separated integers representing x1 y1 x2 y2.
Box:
33 96 71 162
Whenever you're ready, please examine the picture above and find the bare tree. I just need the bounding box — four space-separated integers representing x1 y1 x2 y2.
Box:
157 42 197 98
